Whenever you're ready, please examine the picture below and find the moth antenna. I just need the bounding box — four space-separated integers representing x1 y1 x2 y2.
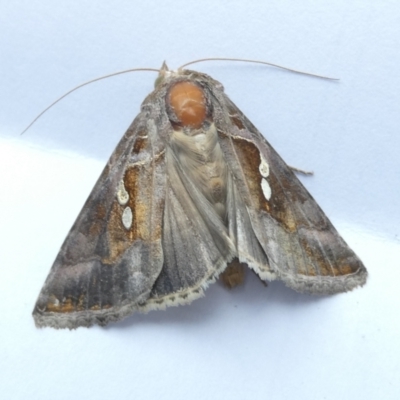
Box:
21 67 160 135
179 58 339 81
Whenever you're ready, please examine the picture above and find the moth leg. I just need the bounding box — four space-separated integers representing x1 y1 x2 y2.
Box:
220 258 246 289
288 165 314 176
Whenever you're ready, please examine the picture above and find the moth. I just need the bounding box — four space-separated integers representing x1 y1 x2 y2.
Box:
33 62 367 329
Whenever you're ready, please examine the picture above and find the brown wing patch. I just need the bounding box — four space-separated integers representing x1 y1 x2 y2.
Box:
132 132 148 154
88 205 105 236
103 151 165 263
222 131 302 232
229 114 246 130
124 166 150 240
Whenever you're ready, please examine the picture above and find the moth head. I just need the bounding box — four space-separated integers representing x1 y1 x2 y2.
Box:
155 65 213 130
167 80 208 129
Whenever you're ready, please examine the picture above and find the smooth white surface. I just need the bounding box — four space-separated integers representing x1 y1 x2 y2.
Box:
1 2 399 400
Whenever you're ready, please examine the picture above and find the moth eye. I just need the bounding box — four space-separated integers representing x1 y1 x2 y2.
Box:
168 81 207 129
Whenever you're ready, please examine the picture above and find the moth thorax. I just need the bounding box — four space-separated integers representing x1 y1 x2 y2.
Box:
168 81 207 129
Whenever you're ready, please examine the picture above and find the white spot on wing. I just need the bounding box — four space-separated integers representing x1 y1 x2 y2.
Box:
259 155 272 200
117 180 129 205
259 155 269 178
122 207 133 229
261 178 271 201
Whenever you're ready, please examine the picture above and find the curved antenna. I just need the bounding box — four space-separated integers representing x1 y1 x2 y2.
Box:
21 67 160 135
179 57 338 81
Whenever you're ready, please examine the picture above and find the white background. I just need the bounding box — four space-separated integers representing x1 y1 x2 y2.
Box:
1 1 399 400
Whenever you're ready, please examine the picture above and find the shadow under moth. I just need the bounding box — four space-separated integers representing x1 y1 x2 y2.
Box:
32 61 367 329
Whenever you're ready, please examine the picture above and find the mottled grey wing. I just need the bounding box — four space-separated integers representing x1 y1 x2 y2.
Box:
141 145 237 311
33 114 167 329
215 94 367 294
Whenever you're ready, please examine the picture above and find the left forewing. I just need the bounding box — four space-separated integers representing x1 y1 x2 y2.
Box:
214 93 367 294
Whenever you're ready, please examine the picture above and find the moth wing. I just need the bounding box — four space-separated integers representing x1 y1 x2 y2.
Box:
33 113 167 329
216 95 367 294
142 143 237 310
